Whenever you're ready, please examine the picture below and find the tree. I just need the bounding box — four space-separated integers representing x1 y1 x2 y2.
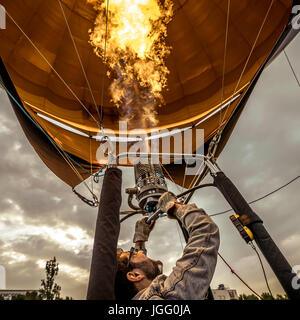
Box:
39 257 62 300
261 292 274 300
275 294 288 300
0 257 73 300
239 293 259 300
24 291 42 300
11 294 25 300
239 292 289 300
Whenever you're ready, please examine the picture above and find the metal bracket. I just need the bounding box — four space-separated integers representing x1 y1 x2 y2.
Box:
72 188 99 207
116 152 221 175
207 129 224 170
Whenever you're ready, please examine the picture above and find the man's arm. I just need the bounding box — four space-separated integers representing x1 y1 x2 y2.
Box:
160 204 220 299
86 167 122 300
136 202 220 300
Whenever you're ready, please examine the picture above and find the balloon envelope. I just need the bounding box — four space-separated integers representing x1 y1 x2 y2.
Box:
0 0 294 187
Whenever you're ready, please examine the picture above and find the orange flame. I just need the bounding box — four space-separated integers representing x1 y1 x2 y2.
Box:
87 0 173 127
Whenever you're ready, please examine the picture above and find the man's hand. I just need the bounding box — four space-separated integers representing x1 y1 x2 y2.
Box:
158 192 180 218
133 217 155 243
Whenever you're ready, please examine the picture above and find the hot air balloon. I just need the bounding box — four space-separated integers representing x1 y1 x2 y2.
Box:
1 0 300 299
0 0 298 192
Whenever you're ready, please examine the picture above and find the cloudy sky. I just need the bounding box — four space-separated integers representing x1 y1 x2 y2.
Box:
0 33 300 299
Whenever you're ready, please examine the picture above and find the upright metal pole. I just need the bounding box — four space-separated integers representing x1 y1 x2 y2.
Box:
213 171 300 300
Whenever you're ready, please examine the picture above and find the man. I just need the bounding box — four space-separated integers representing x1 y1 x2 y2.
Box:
87 166 220 300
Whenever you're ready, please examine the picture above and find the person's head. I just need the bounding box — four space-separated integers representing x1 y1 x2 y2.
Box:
114 248 163 300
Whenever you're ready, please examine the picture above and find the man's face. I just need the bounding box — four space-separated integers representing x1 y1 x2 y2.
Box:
119 250 163 279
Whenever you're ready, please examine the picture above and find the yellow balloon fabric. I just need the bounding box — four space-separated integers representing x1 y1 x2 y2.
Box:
0 0 293 187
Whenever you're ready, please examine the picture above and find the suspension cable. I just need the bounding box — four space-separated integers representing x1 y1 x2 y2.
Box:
249 242 274 298
99 0 110 128
209 175 300 217
1 81 100 204
57 0 99 114
181 0 273 190
4 7 110 204
6 87 100 177
119 210 147 223
187 158 206 190
218 252 263 300
219 0 231 128
5 9 101 127
181 162 188 192
284 50 300 87
160 160 183 194
219 0 275 128
176 183 215 199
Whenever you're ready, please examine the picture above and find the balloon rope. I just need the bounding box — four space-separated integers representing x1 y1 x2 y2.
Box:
219 0 275 127
1 81 98 200
5 10 101 127
159 160 182 194
99 0 110 128
30 108 96 198
57 0 99 122
284 50 300 87
187 159 205 190
175 220 185 252
33 118 96 198
32 116 98 198
218 252 263 300
58 0 101 194
89 136 94 193
159 161 185 252
181 162 188 192
30 122 97 200
219 0 231 128
209 175 300 217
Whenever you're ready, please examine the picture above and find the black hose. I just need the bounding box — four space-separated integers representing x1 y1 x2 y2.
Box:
128 193 141 210
120 210 146 223
176 183 215 199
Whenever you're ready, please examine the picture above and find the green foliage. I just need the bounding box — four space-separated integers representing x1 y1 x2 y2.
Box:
0 257 73 300
239 293 259 300
39 256 62 300
0 292 41 300
1 291 72 300
11 294 25 300
11 292 41 300
24 291 43 300
275 294 288 300
239 292 289 300
261 292 274 300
